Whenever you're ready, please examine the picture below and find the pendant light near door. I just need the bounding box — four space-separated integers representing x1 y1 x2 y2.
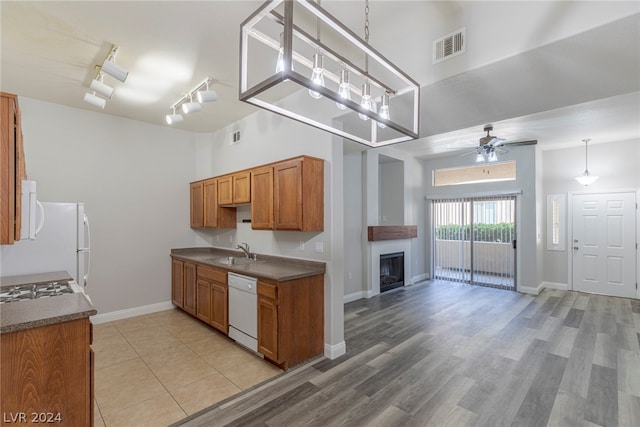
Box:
575 139 599 186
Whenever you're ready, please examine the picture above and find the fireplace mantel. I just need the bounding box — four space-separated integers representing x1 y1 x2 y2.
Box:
367 225 417 241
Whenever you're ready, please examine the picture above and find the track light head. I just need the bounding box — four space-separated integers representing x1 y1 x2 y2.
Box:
165 113 184 125
101 58 128 83
196 90 217 103
89 77 113 99
83 92 106 109
182 101 202 114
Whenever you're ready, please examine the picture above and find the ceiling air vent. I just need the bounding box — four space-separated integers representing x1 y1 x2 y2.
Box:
433 28 465 64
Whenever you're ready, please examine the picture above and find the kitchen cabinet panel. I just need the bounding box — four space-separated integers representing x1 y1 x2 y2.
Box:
1 92 25 245
211 282 228 333
217 175 233 205
203 178 236 229
190 181 204 228
219 172 251 206
197 264 228 333
232 171 251 204
1 318 93 426
251 166 274 230
183 262 197 316
171 258 184 307
196 279 212 324
257 275 324 369
274 156 323 231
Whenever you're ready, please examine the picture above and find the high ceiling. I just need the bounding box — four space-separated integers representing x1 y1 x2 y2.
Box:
2 1 639 158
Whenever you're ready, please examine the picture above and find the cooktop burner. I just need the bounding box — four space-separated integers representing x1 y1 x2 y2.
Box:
0 280 76 304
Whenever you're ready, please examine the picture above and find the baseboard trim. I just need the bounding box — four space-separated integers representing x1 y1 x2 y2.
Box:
324 341 346 359
344 291 365 303
91 301 175 324
541 281 569 291
518 284 544 295
411 273 430 285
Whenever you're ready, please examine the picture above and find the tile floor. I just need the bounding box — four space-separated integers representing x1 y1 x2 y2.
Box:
92 308 282 427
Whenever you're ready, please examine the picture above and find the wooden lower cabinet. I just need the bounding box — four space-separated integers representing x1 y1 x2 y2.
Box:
171 258 185 307
257 274 324 369
1 318 94 426
210 282 228 333
183 262 197 315
196 279 212 324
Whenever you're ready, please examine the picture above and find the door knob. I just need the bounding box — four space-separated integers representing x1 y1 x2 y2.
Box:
573 246 579 250
574 239 578 243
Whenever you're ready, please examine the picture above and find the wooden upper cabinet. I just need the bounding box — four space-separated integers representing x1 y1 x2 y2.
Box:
203 178 236 229
251 166 274 230
1 92 25 245
232 171 251 204
191 178 236 229
274 156 323 231
190 181 204 228
219 172 251 206
217 175 233 205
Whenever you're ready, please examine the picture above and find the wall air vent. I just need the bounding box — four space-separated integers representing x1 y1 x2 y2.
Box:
433 28 465 64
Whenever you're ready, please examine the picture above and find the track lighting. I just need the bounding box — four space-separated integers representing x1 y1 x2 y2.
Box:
101 45 128 82
165 107 184 125
166 77 216 125
83 92 106 109
196 80 217 103
89 75 113 99
181 95 202 114
82 44 128 110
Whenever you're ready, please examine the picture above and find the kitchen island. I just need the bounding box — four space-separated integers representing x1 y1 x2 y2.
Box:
0 271 96 426
171 247 325 370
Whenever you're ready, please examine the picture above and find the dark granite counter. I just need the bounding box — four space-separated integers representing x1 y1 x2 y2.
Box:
0 271 96 334
171 247 326 281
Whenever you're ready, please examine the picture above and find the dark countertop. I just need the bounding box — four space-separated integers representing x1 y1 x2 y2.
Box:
0 271 96 334
171 247 326 281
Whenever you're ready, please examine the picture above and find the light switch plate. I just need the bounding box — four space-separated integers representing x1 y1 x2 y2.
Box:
315 242 324 253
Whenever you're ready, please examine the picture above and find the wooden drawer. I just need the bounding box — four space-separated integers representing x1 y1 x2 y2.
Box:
197 265 227 283
258 281 278 300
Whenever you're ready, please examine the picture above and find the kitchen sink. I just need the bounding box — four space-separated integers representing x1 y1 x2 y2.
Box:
206 256 264 266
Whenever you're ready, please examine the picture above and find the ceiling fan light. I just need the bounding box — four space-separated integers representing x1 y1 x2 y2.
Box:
488 150 498 162
475 152 484 163
101 59 128 83
83 92 106 109
89 78 113 99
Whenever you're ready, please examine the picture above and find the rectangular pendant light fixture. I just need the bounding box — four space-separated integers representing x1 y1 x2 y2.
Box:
240 0 420 147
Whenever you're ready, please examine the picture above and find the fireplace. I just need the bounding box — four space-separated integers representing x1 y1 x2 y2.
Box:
380 252 404 292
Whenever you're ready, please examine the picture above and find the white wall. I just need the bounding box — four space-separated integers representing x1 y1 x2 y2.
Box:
379 161 404 225
17 97 197 314
343 151 364 297
542 139 640 285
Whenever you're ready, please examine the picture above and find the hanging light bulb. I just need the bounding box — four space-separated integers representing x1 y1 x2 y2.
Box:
308 53 325 99
336 67 351 110
359 81 374 121
377 93 390 128
575 139 599 185
275 32 286 73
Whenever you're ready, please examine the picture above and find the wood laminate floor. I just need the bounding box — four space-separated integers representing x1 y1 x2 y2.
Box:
176 280 640 427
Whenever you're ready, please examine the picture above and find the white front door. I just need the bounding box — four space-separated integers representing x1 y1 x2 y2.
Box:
572 192 637 298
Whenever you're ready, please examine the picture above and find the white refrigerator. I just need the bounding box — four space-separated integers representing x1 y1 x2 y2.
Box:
1 202 90 287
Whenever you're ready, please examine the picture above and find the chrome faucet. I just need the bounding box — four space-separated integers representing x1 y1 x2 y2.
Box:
236 242 251 258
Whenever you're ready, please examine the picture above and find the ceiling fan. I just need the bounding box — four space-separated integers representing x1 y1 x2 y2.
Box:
465 124 537 163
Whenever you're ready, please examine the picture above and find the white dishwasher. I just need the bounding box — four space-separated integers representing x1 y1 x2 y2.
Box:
228 272 259 352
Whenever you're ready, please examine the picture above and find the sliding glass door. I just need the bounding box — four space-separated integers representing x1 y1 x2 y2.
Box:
432 195 516 290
